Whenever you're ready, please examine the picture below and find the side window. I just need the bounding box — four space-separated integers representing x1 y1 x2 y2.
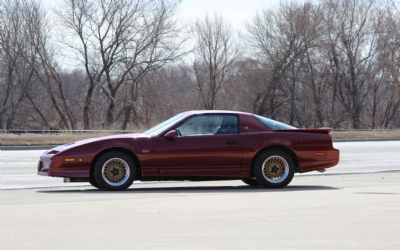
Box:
177 115 238 136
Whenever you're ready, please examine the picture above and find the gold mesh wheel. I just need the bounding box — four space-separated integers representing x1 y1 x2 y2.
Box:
101 158 130 187
261 155 289 184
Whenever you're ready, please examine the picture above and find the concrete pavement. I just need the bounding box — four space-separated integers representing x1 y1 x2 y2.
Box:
0 173 399 250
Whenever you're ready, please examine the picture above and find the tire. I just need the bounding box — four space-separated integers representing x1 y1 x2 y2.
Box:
241 178 260 187
93 151 136 191
89 178 100 189
253 150 295 188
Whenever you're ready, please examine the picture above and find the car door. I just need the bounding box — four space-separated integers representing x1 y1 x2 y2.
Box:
151 114 243 176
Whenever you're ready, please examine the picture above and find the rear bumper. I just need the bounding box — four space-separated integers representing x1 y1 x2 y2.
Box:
298 148 340 173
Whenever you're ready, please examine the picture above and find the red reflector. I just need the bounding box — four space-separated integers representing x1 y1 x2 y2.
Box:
315 152 327 156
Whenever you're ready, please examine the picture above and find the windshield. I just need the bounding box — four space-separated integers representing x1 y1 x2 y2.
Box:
255 115 296 130
144 113 187 136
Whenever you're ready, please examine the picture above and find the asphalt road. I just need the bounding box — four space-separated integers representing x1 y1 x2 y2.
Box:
0 141 399 250
1 141 400 189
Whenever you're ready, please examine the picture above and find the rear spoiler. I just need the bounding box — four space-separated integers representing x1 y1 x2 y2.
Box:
274 128 332 134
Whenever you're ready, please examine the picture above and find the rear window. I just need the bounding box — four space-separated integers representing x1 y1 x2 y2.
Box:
255 115 296 130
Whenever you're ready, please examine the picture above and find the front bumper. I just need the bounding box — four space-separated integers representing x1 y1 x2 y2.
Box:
37 157 52 176
37 154 90 178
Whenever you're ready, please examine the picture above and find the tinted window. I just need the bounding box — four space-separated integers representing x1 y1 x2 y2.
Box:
177 115 238 136
144 112 187 136
255 115 296 130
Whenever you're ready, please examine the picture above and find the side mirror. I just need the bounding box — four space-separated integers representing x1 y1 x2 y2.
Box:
164 130 177 140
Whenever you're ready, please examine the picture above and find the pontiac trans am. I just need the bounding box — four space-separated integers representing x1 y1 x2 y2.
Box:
38 110 339 190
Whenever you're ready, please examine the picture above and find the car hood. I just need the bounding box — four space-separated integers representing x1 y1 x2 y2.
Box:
47 133 146 153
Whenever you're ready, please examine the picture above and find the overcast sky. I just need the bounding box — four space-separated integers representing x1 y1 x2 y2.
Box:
40 0 282 67
42 0 281 31
177 0 280 29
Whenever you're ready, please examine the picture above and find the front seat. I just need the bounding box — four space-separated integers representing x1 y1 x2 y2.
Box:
215 116 237 134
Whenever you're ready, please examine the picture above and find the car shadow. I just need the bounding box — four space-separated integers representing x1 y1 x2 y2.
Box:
37 184 339 194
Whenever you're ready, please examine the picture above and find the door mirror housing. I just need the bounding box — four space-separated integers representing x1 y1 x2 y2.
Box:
164 130 177 140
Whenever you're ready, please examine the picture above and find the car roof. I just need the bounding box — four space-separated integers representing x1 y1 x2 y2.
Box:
181 110 254 116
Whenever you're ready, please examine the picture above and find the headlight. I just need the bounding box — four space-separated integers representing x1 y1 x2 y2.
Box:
39 159 51 171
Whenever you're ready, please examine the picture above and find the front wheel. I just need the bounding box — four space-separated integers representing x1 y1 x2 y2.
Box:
93 151 136 191
253 150 295 188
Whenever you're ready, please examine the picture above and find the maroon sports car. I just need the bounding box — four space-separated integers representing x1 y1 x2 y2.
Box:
38 110 339 190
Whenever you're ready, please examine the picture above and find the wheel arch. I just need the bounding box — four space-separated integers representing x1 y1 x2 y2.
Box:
251 145 299 175
90 147 142 179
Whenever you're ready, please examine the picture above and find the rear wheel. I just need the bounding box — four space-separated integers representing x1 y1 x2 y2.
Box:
241 178 260 187
89 178 100 189
93 151 136 191
253 150 295 188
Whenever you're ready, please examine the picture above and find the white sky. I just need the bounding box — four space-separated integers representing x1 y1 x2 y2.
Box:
177 0 280 30
40 0 282 68
42 0 281 31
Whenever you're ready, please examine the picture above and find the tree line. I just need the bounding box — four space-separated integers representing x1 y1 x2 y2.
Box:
1 0 400 130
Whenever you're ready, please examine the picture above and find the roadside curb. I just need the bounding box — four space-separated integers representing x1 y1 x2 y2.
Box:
0 145 55 151
332 137 400 142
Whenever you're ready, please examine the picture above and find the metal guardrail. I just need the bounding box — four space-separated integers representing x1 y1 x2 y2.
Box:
333 129 400 131
1 128 400 134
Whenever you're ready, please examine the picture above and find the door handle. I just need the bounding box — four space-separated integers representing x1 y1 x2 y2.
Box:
225 140 237 145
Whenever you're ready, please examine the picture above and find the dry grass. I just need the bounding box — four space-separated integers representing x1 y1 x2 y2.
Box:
1 130 400 146
332 130 400 139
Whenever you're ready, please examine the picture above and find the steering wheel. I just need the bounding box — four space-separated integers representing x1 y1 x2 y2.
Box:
213 126 221 135
176 128 182 136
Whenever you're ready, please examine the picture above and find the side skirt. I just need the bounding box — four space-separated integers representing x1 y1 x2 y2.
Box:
139 176 243 182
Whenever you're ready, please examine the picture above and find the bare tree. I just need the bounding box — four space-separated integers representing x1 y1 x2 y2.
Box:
193 14 238 110
322 0 379 128
58 0 183 129
23 0 80 129
2 0 400 131
297 4 328 127
0 0 38 130
370 5 400 128
247 4 306 119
